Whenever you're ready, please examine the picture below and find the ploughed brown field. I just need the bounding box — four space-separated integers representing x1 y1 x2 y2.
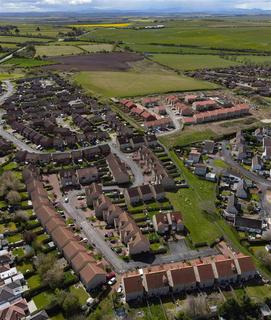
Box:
44 52 143 71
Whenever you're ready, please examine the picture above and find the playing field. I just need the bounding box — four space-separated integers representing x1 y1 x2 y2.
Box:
74 70 219 97
151 54 241 70
35 45 84 57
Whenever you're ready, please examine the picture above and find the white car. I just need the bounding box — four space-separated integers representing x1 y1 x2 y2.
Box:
108 277 116 286
64 197 69 203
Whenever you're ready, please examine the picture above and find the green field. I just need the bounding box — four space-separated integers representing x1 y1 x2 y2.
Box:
33 291 55 309
79 43 114 52
3 57 54 67
35 45 84 57
167 153 221 244
74 71 218 97
151 54 240 70
159 128 218 148
0 35 51 43
82 19 271 52
0 73 24 80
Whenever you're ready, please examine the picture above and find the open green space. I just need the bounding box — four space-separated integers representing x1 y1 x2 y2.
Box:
151 54 240 70
79 43 114 52
167 153 220 244
159 128 218 148
3 57 54 67
35 45 84 57
74 71 218 97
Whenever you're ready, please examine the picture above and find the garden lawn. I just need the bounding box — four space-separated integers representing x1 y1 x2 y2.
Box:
7 233 22 243
27 274 42 289
2 162 18 170
17 262 33 274
167 152 221 245
69 284 89 305
35 45 84 57
33 291 55 309
245 285 271 303
74 71 218 98
151 54 240 70
12 247 24 257
213 159 229 169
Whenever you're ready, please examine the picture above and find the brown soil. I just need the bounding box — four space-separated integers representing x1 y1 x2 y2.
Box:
44 52 143 71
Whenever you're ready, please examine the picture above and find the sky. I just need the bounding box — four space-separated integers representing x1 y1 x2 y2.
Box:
0 0 271 13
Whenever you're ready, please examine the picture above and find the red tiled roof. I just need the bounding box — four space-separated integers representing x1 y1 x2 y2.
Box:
123 273 144 294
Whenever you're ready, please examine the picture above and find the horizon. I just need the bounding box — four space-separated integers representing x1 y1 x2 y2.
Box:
1 0 271 13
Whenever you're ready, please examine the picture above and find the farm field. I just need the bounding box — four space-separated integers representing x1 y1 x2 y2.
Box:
79 43 114 52
70 23 131 28
82 21 271 52
74 70 219 97
150 54 241 70
3 57 54 67
0 73 24 80
45 52 143 71
35 45 84 57
0 35 52 43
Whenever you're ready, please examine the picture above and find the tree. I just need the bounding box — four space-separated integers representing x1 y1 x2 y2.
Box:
43 264 64 289
6 190 21 205
36 26 40 31
55 290 81 315
23 230 36 244
15 27 20 34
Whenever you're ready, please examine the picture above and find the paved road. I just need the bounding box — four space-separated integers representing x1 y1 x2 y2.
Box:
109 142 144 187
61 200 130 273
157 107 183 137
0 81 14 106
0 46 26 64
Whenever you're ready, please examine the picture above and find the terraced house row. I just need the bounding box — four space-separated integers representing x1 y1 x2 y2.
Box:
87 183 150 255
122 254 257 302
23 168 107 291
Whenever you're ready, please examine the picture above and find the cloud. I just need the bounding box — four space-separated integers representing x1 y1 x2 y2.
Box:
0 0 271 12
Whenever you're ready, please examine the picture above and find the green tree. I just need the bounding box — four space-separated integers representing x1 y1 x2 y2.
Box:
6 190 21 205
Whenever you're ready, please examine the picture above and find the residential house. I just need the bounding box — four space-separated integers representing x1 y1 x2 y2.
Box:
188 149 201 164
77 167 99 185
106 153 130 184
195 262 215 288
59 169 80 190
236 254 257 281
103 204 123 226
93 194 112 219
167 264 197 292
139 185 154 202
79 263 106 291
203 140 215 154
214 256 238 284
194 164 207 177
251 155 263 172
225 194 240 220
150 184 165 201
122 273 144 302
142 269 169 296
124 187 141 205
86 183 102 207
234 216 263 234
236 179 248 199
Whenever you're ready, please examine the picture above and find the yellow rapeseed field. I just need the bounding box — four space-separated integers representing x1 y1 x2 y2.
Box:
70 23 130 28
